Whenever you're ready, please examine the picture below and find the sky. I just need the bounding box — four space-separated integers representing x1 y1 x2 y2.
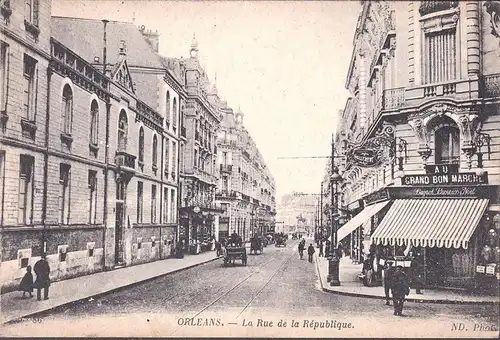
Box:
52 0 360 202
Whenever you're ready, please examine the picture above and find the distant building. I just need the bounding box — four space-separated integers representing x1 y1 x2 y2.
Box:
215 106 276 241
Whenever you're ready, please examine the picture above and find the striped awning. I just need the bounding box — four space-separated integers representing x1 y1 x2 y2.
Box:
371 199 489 249
337 200 391 242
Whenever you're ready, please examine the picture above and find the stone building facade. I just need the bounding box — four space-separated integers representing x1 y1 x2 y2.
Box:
0 3 180 291
216 107 276 242
176 37 225 254
330 1 500 291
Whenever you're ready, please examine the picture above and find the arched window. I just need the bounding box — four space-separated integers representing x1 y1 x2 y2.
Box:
172 97 177 128
90 100 99 145
138 127 145 164
152 134 158 170
435 126 460 164
166 91 171 124
62 85 73 133
117 110 128 151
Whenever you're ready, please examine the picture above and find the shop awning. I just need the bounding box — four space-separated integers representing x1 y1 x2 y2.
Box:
371 198 489 249
337 200 392 242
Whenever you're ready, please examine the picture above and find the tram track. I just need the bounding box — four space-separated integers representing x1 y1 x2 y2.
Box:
169 242 298 336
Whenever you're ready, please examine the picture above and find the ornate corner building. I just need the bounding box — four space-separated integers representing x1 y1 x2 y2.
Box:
215 106 276 242
331 1 500 291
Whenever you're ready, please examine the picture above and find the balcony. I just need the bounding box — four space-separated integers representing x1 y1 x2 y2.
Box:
481 73 500 98
404 78 480 106
419 1 458 17
215 190 238 199
220 164 233 173
115 151 136 174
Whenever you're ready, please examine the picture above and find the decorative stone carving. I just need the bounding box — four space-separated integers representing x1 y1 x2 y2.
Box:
485 1 500 40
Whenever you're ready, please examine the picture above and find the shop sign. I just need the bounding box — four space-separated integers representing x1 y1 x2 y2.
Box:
345 134 395 168
425 164 459 174
364 188 391 205
347 199 362 211
390 185 496 199
476 265 486 273
402 172 488 186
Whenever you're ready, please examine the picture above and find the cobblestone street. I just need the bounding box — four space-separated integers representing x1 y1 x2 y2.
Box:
1 240 498 337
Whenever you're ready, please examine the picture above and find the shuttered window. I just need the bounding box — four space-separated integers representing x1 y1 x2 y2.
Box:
424 28 456 84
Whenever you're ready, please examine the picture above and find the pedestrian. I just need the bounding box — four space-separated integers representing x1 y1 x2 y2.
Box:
33 254 50 301
318 241 324 257
298 242 304 260
382 261 395 306
307 243 315 263
391 265 410 316
18 265 34 298
215 240 222 257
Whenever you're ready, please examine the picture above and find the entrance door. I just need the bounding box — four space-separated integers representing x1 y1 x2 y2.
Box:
425 247 445 287
115 201 125 265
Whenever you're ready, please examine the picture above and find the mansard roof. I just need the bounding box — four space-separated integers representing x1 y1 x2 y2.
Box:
51 16 164 70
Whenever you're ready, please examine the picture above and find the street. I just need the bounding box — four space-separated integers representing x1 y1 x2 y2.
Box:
1 239 498 338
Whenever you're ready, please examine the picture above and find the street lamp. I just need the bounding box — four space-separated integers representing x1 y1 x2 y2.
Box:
327 136 343 286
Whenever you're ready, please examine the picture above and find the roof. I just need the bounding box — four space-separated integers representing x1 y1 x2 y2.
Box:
51 17 164 69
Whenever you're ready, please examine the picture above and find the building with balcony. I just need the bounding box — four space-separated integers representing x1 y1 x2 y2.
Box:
0 3 181 292
329 1 500 291
215 106 276 241
175 37 224 253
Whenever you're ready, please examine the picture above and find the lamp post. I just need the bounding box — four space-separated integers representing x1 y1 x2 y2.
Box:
327 135 343 286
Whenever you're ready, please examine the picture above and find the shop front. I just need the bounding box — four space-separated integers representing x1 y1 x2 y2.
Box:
179 205 224 254
368 178 499 291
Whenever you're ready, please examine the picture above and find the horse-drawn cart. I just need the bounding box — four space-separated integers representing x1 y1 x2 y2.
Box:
250 236 263 255
223 232 247 266
275 233 287 247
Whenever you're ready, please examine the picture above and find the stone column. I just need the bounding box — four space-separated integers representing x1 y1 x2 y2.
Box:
465 1 481 77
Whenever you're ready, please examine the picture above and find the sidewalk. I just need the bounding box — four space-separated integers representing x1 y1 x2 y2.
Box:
1 251 222 324
315 253 499 304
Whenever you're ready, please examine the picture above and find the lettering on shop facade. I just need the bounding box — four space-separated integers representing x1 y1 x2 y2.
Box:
402 172 488 186
390 185 496 199
364 189 391 205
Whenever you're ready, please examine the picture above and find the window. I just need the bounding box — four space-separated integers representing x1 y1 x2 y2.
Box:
435 126 460 164
151 185 157 224
88 170 97 224
180 143 184 172
172 98 177 128
25 0 39 26
152 134 158 171
18 155 34 224
170 189 176 223
90 100 98 145
163 187 169 223
138 127 144 166
171 141 177 179
59 163 71 224
23 54 36 120
0 42 8 113
423 28 457 84
137 181 143 224
165 91 170 125
62 85 73 134
164 138 169 178
117 110 128 151
194 149 198 168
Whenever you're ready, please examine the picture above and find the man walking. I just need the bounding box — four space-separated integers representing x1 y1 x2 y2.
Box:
298 241 305 260
318 241 324 257
33 253 50 301
307 243 315 263
382 261 395 305
391 265 410 316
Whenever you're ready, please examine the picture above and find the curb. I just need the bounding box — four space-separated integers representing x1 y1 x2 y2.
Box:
314 254 499 306
3 255 223 325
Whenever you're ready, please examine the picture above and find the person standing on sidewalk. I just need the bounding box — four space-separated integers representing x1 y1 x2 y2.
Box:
382 261 395 306
298 241 305 260
391 265 410 316
33 254 50 301
318 241 324 257
307 243 315 263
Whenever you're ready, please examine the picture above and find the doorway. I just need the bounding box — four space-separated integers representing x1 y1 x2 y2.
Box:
115 201 125 265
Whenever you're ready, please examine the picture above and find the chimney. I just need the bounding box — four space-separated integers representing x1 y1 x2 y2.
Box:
139 25 160 53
